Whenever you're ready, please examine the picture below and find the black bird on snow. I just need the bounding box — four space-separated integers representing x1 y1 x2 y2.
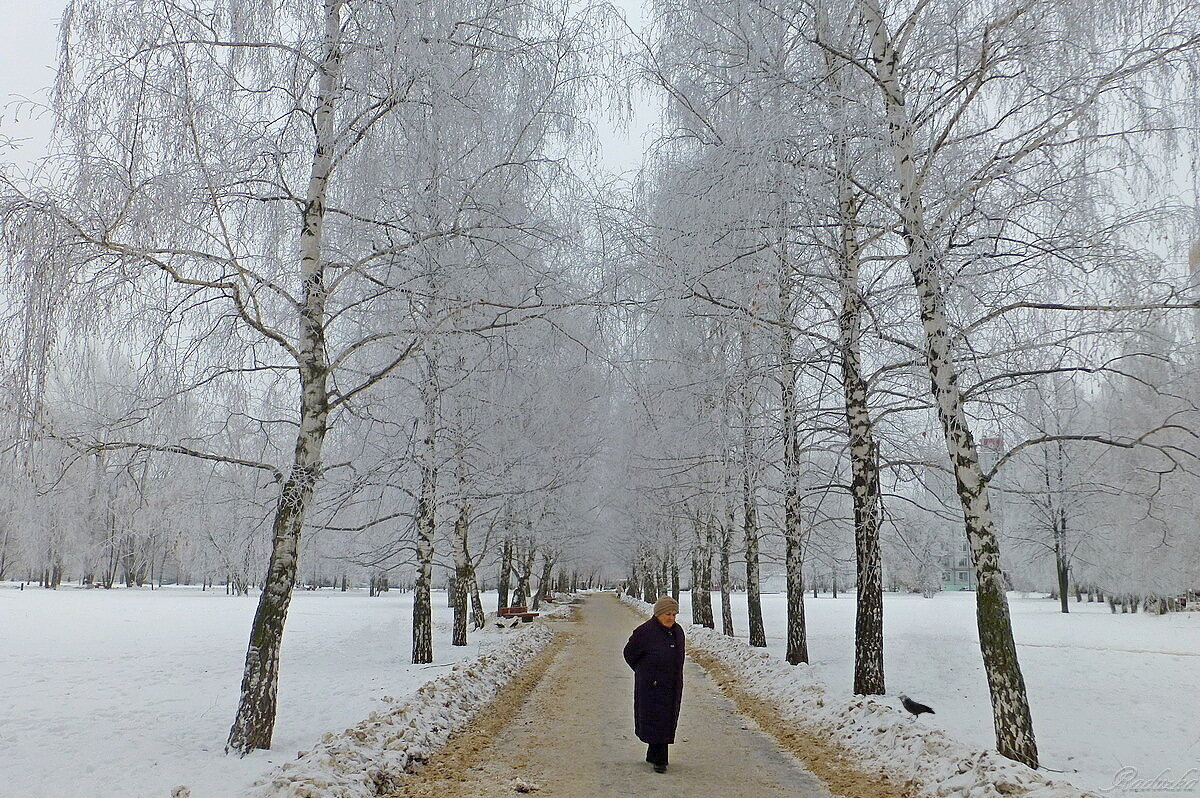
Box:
899 694 935 718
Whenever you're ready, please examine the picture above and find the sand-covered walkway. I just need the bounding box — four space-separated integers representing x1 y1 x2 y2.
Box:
389 593 835 797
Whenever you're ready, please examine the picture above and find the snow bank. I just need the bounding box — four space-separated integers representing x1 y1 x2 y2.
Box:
661 589 1200 794
247 600 574 797
622 594 1093 798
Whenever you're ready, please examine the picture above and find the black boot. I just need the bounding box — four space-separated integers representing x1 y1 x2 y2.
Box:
647 743 668 772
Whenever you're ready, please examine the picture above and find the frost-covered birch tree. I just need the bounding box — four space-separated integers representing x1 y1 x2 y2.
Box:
2 0 611 754
832 0 1200 767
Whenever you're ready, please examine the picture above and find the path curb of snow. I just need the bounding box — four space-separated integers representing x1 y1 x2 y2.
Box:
244 602 573 798
621 594 1095 798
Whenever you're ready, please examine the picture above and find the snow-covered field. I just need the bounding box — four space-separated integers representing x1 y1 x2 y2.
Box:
0 584 509 798
671 590 1200 795
4 585 1195 798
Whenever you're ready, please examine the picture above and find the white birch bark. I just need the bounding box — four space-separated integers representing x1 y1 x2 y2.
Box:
451 502 471 646
740 326 767 648
720 498 735 636
412 349 439 664
225 0 341 755
778 188 809 666
691 511 715 628
833 146 885 695
513 536 536 606
497 533 513 609
864 0 1037 766
532 550 555 610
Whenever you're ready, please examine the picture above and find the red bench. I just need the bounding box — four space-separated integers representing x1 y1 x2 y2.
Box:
498 605 540 622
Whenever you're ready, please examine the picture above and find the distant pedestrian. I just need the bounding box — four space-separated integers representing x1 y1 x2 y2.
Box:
622 595 685 773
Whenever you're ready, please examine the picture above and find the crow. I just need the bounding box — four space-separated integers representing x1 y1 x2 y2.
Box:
899 694 935 718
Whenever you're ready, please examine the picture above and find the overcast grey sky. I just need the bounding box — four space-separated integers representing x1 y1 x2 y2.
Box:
0 2 60 168
0 1 657 176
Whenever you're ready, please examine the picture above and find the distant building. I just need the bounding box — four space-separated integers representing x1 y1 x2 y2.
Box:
942 537 976 590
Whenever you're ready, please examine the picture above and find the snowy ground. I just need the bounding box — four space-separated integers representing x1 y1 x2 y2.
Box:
0 584 507 798
4 586 1195 798
672 590 1200 795
250 606 563 798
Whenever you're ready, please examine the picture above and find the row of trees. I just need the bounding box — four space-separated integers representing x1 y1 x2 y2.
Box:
1 0 624 757
1 0 1197 775
605 0 1200 770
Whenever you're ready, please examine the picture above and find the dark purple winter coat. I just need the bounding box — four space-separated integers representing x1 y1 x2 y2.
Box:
622 617 685 744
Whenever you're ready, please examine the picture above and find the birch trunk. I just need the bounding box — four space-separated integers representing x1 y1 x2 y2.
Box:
411 351 439 664
720 502 735 636
470 570 485 629
692 515 715 628
1055 527 1069 615
1045 442 1070 614
740 329 766 648
513 542 535 607
836 167 885 695
532 552 554 610
497 535 512 610
0 525 11 582
1053 500 1070 614
700 517 715 627
865 0 1037 766
226 0 341 755
451 503 471 646
778 203 808 666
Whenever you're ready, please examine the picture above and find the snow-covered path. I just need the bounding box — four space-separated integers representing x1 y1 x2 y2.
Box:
389 593 837 798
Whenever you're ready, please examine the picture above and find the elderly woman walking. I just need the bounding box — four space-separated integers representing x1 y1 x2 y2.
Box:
622 595 685 773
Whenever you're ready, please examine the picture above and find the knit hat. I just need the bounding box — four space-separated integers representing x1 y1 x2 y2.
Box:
652 595 679 617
